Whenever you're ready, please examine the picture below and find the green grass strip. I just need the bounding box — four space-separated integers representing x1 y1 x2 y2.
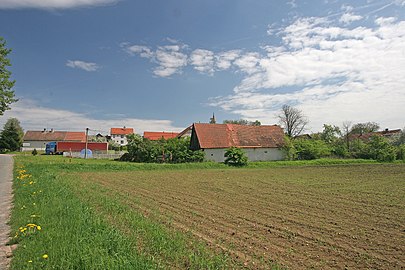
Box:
9 156 237 269
10 158 160 269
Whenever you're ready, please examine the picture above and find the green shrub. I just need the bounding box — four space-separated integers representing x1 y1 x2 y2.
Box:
397 144 405 161
224 147 248 166
293 139 331 160
282 136 296 160
365 135 396 162
125 135 204 163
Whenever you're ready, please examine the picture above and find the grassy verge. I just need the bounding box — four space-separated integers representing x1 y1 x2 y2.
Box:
9 156 240 269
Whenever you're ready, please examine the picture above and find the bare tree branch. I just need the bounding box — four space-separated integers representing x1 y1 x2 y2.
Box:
278 105 308 137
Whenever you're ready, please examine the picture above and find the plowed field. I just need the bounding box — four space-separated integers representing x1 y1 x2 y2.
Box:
73 164 405 269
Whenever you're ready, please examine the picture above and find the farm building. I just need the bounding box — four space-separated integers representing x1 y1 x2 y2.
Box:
349 128 402 143
143 131 180 140
22 129 86 151
189 123 285 162
110 127 134 146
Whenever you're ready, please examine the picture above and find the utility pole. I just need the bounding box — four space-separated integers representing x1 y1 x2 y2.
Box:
85 127 89 159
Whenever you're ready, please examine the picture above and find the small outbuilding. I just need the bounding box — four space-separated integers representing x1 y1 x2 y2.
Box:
189 123 285 162
22 129 86 151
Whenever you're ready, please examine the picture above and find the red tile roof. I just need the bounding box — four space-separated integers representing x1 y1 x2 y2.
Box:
192 123 285 149
110 127 134 135
23 131 86 142
349 129 401 141
143 131 180 140
64 132 87 142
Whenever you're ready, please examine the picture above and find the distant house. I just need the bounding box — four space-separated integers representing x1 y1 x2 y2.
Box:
22 129 86 151
143 131 179 141
110 127 134 146
349 128 402 142
189 123 285 162
176 125 193 138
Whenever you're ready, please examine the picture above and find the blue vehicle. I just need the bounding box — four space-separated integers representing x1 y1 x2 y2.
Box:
45 141 58 155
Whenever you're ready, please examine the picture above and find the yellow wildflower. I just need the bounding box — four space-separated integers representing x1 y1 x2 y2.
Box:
28 260 33 263
37 225 41 231
42 254 48 259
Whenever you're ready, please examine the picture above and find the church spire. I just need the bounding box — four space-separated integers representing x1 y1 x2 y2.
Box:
209 113 216 124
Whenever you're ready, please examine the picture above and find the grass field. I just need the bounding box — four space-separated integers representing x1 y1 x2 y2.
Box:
9 156 405 269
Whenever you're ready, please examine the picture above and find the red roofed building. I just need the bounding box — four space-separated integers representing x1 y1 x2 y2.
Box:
110 127 134 146
22 129 86 151
348 128 402 143
143 131 180 141
189 123 285 162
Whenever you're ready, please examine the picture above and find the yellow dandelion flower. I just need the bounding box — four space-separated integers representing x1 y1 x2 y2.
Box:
28 260 33 263
42 254 48 259
29 181 34 185
37 225 41 231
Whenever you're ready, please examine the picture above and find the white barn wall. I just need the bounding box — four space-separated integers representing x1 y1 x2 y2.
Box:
203 148 285 162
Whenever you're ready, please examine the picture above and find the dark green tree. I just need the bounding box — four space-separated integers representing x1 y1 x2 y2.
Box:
367 135 396 162
0 118 24 152
320 124 341 144
350 122 380 135
0 37 17 115
224 147 248 166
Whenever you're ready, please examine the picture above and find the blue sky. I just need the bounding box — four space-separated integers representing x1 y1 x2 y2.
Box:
0 0 404 135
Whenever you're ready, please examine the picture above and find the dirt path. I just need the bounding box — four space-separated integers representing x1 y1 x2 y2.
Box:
0 155 14 270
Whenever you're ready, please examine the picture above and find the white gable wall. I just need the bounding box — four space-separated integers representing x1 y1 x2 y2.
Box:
203 148 285 163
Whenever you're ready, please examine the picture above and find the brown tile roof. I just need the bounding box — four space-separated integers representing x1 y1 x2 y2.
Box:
193 123 285 149
23 131 86 142
64 132 86 142
143 131 180 140
110 127 134 135
349 129 401 141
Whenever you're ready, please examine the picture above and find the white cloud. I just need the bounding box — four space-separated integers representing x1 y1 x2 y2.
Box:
233 52 261 75
153 46 188 77
339 12 363 25
0 99 183 134
124 12 405 131
0 0 119 9
123 42 188 77
122 44 153 58
210 16 405 131
190 49 215 74
66 60 100 72
216 50 241 70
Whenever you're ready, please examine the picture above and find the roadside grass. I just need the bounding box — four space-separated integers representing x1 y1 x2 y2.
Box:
9 156 239 269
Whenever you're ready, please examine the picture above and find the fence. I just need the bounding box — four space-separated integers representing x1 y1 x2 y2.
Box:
63 152 124 160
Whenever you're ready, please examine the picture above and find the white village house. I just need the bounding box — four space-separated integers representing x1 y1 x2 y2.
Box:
110 127 134 146
188 123 285 162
